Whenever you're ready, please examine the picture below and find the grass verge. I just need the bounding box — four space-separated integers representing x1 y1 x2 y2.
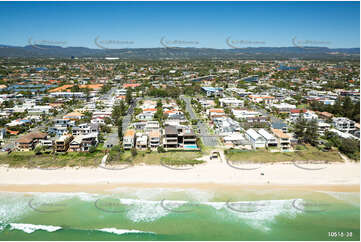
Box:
225 145 343 163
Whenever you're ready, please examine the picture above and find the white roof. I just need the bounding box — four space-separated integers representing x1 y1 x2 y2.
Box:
223 133 246 141
258 129 275 140
318 122 331 127
246 129 263 140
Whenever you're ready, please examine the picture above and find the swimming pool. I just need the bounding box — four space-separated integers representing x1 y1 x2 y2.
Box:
184 145 198 149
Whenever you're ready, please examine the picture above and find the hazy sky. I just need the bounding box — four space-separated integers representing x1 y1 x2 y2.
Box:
0 1 359 48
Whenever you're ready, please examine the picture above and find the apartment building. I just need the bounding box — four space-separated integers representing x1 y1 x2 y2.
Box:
15 132 48 151
39 139 53 149
48 125 69 136
332 117 356 133
69 133 98 152
163 125 197 149
182 129 197 148
317 121 331 136
54 119 75 127
55 135 73 152
163 125 178 149
72 123 99 136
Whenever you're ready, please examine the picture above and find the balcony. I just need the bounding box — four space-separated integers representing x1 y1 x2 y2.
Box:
165 140 178 144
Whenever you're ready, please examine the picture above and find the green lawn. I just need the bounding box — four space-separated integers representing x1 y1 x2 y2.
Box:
1 146 204 168
107 150 203 166
0 146 105 168
225 146 343 163
296 104 309 109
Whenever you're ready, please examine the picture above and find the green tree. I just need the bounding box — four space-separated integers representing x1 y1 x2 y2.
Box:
304 119 319 146
34 144 44 155
352 102 360 123
89 145 96 153
125 89 132 104
333 97 343 116
339 138 360 160
71 85 80 92
342 96 353 119
131 147 137 157
157 146 165 153
117 119 123 142
294 116 307 142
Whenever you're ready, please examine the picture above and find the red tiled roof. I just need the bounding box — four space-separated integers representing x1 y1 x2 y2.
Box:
143 108 157 112
290 109 307 114
123 83 140 88
7 130 19 135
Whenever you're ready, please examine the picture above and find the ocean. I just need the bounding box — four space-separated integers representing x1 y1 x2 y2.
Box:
0 187 359 241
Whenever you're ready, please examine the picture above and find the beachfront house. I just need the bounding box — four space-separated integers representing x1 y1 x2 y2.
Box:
55 135 73 153
123 129 135 150
163 125 178 149
15 132 48 151
257 129 278 148
149 130 161 149
245 129 266 149
163 125 197 150
135 133 148 150
69 134 98 152
271 129 291 151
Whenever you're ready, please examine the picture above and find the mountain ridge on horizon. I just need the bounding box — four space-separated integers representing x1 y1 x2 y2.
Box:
0 44 359 60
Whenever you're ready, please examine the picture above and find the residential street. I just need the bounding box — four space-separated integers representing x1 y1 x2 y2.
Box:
122 98 137 134
182 96 218 147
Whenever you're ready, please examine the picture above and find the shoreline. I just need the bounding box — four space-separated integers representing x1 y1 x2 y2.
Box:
0 183 359 193
0 162 359 193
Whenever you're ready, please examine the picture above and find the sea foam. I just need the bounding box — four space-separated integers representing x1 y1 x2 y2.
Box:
97 228 155 235
9 223 62 233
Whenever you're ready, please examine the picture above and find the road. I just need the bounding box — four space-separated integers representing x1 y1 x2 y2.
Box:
182 96 197 120
182 96 218 147
122 98 137 134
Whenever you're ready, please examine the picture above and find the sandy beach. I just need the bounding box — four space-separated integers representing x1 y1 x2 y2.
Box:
0 161 359 192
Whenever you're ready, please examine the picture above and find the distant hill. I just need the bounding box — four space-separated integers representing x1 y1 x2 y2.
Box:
0 45 359 60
